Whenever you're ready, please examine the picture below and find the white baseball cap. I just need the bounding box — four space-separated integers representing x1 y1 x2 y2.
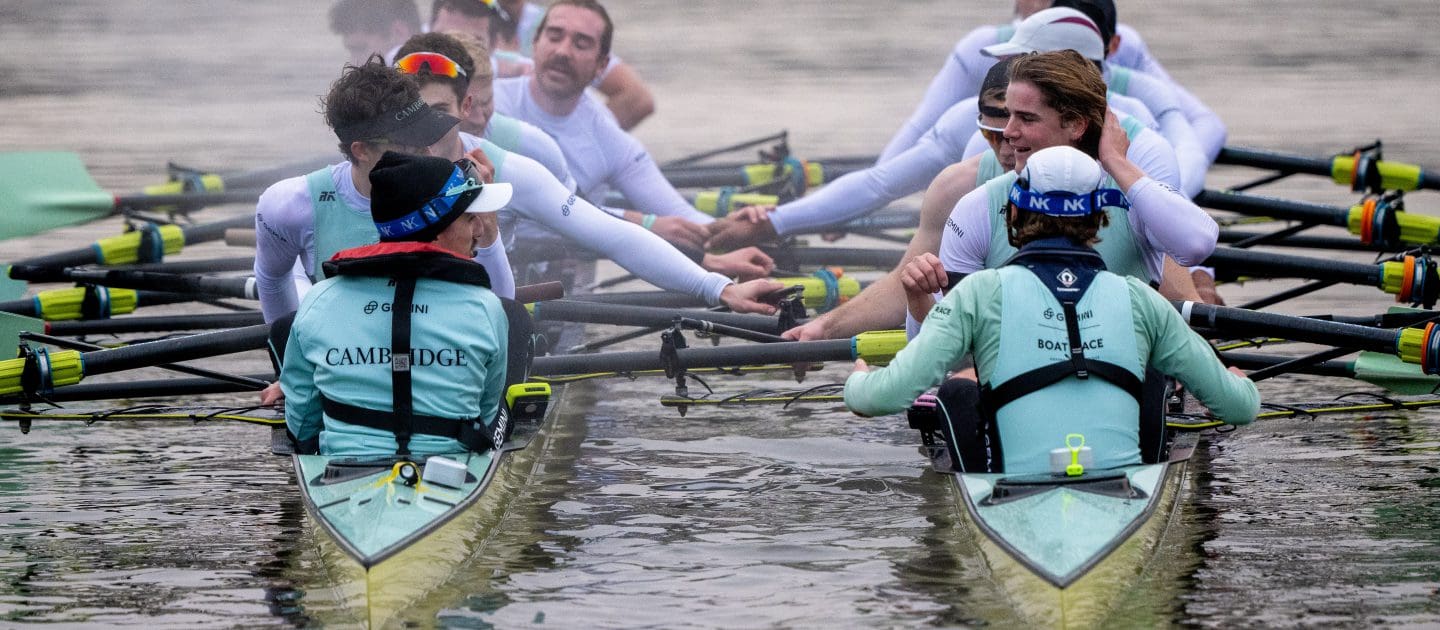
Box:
981 8 1106 62
1010 146 1124 217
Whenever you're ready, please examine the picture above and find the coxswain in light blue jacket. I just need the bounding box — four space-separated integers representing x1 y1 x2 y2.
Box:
283 152 517 458
845 146 1258 475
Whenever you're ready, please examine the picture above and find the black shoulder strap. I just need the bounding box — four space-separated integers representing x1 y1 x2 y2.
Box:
980 301 1144 416
390 276 418 457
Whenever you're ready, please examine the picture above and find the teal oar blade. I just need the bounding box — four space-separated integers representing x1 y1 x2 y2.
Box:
1353 351 1440 395
0 268 25 301
0 311 44 357
0 152 115 240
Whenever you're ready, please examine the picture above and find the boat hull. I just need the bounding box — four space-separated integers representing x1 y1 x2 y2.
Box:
951 444 1192 629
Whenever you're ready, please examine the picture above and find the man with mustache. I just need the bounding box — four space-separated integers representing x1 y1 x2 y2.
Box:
491 0 747 264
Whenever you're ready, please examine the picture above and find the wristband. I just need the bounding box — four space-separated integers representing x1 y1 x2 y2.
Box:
641 214 657 230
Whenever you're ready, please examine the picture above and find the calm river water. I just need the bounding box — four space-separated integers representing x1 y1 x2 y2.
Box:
2 1 1440 627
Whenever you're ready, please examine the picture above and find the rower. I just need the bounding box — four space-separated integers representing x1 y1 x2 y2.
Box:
914 49 1216 324
844 145 1258 474
252 59 514 325
982 6 1213 196
429 0 534 78
282 152 515 458
777 57 1020 342
881 0 1223 167
395 32 783 312
491 0 725 257
497 0 654 130
328 0 421 67
408 31 576 189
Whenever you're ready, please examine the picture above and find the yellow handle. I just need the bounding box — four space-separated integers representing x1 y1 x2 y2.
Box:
1065 433 1086 477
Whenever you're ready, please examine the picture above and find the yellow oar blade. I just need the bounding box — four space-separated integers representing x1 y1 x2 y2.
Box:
0 152 116 240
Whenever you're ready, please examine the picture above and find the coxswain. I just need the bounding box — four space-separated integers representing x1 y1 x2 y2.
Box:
844 145 1258 474
395 32 782 311
282 151 516 458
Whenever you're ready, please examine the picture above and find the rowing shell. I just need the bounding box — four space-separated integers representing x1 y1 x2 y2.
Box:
294 387 564 628
294 260 593 628
949 434 1197 628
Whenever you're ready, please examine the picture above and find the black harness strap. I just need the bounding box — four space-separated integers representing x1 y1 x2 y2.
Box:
321 395 498 452
390 276 418 457
980 299 1144 417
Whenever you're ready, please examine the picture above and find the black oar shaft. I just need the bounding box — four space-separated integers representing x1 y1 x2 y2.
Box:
113 190 261 210
45 311 264 336
10 215 253 270
22 332 270 389
532 338 855 376
0 374 271 404
765 247 903 270
1175 301 1401 353
79 324 270 377
1221 351 1354 378
1218 230 1399 252
1217 147 1335 178
531 300 787 334
1204 247 1381 286
1195 190 1347 227
659 158 870 188
63 270 257 300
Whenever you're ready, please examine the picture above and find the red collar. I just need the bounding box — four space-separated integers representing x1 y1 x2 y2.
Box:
330 241 469 262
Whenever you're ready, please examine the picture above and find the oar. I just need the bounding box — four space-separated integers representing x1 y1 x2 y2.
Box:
0 287 221 321
763 247 904 270
9 256 256 284
43 312 265 336
19 331 269 389
1195 189 1438 249
0 373 273 404
1173 301 1438 373
0 324 269 398
568 273 861 310
532 330 906 377
1218 229 1402 253
1217 145 1437 192
1223 350 1440 395
0 152 270 241
11 269 260 301
531 300 794 334
7 215 253 272
659 156 872 189
1203 247 1439 308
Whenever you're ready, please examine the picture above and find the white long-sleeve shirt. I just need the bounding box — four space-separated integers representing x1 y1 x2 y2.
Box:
880 20 1225 166
938 175 1218 281
492 76 711 224
252 162 513 322
460 133 731 305
768 103 1180 237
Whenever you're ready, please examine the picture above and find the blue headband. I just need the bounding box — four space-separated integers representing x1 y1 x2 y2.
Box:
1008 181 1129 217
375 165 483 239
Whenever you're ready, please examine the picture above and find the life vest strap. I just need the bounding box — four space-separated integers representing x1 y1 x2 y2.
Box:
321 394 499 453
